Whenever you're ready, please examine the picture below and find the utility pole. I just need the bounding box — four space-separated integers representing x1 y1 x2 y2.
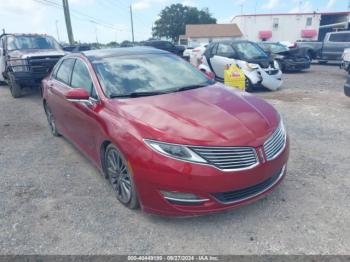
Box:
62 0 74 44
55 20 60 42
130 3 135 43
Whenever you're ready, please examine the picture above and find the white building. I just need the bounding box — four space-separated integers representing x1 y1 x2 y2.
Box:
231 12 350 43
179 24 243 47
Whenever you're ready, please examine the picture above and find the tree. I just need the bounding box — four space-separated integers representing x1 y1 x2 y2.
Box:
152 4 216 42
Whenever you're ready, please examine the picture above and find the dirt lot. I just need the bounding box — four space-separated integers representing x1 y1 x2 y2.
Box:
0 64 349 255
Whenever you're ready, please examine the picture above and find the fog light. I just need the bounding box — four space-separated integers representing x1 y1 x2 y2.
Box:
161 191 209 205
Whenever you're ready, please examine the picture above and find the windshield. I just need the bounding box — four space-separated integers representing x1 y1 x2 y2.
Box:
93 53 212 98
7 35 61 51
265 43 289 53
233 42 268 60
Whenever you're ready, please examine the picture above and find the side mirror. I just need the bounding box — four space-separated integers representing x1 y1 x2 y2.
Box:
65 88 90 101
204 71 215 80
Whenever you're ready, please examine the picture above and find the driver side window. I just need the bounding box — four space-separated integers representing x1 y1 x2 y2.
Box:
71 59 97 99
217 43 236 58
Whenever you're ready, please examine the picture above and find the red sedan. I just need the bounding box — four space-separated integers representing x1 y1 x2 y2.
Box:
42 47 289 216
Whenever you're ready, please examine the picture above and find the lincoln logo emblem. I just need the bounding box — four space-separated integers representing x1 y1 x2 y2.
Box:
258 148 266 163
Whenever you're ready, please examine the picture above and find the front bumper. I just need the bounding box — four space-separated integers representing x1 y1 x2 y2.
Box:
282 59 311 71
132 138 289 216
340 60 350 71
10 71 48 86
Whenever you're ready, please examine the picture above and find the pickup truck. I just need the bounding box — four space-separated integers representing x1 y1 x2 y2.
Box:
0 33 66 98
297 31 350 63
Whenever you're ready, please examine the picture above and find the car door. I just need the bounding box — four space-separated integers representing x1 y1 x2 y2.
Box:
66 58 102 158
322 33 350 60
47 58 76 136
210 43 237 79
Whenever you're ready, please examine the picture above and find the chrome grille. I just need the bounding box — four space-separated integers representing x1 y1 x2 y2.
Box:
264 122 286 161
189 146 258 171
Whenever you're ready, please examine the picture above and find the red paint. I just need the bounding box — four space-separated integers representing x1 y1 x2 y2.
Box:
259 31 272 40
65 88 90 100
42 53 289 216
301 29 318 38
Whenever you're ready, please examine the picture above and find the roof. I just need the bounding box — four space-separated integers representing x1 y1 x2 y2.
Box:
82 47 168 61
232 11 350 20
183 24 242 38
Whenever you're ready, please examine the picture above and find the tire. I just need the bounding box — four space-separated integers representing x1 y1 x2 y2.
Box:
306 51 313 62
245 78 254 92
44 102 60 137
8 73 22 98
104 144 139 209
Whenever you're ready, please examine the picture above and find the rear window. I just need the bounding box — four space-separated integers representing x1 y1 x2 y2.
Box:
329 33 350 42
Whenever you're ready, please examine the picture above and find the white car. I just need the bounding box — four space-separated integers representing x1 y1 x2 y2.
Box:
182 46 194 61
341 48 350 74
198 41 283 91
189 43 208 67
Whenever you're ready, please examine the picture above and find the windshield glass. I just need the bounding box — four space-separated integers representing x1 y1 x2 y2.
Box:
93 54 212 98
233 42 268 60
7 35 61 51
266 43 289 53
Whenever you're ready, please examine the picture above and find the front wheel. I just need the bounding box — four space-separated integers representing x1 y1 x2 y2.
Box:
9 73 22 98
245 78 254 92
44 102 60 137
105 144 139 209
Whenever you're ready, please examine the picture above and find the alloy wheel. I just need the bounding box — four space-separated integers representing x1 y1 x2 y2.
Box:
106 148 133 205
44 103 59 136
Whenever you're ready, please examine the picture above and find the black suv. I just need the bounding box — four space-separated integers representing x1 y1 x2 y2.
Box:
142 40 184 56
0 33 65 98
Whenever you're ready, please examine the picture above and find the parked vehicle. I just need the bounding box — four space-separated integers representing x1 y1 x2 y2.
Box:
189 43 208 67
340 48 350 73
344 74 350 97
42 47 289 216
142 40 184 56
0 33 65 98
258 42 311 72
297 31 350 62
63 44 91 53
199 40 283 91
182 46 194 61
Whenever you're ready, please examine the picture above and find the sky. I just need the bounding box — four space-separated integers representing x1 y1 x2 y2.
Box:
0 0 348 44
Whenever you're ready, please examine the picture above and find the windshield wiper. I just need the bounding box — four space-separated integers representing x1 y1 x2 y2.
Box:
110 91 169 98
175 84 209 92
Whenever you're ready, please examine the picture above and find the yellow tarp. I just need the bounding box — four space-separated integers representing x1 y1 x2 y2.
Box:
224 64 246 91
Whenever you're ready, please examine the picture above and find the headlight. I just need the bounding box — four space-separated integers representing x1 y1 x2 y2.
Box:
8 59 29 72
274 55 285 59
144 139 207 163
274 60 280 69
246 63 259 70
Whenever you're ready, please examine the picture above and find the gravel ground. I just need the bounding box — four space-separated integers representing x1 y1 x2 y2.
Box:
0 64 349 255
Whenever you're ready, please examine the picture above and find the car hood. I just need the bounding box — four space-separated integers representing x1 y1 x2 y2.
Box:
244 57 274 69
8 49 66 59
108 84 280 147
273 47 308 58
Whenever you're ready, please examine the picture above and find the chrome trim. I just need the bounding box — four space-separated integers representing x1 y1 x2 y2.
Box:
144 139 260 172
190 146 259 172
263 121 287 161
214 165 286 205
164 196 210 203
